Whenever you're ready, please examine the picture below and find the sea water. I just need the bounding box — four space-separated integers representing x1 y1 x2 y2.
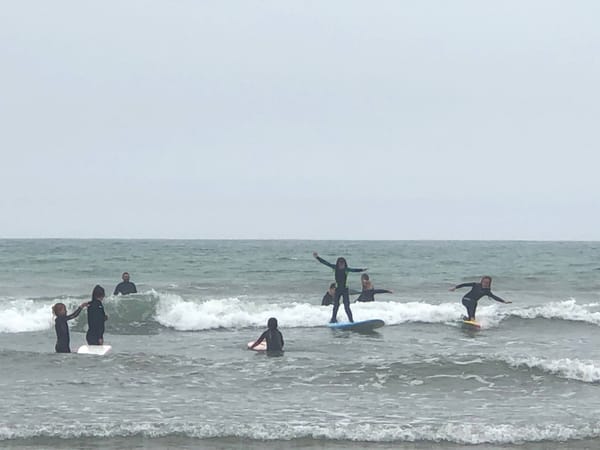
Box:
1 239 600 449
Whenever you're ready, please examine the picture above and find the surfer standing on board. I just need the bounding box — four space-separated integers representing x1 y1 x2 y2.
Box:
313 252 367 323
449 276 512 321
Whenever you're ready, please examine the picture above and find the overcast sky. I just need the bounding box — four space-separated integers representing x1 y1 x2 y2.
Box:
1 1 599 240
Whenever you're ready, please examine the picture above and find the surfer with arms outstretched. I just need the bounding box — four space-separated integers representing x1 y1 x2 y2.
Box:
449 276 511 321
355 273 393 302
313 252 367 323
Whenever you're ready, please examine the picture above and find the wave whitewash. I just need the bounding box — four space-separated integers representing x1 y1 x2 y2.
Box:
1 239 600 449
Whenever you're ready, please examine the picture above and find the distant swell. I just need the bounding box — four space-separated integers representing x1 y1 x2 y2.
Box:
2 421 600 444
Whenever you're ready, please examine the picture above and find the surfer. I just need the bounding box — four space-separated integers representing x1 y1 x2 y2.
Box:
52 301 89 353
355 273 393 302
449 276 512 321
86 285 108 345
321 283 337 306
114 272 137 295
249 317 284 353
313 252 367 323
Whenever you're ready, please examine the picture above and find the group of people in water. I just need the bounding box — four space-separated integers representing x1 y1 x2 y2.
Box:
52 254 512 354
52 272 136 353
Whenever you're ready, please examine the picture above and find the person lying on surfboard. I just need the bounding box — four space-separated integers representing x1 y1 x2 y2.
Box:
249 317 284 352
313 252 367 323
355 273 393 302
449 276 512 321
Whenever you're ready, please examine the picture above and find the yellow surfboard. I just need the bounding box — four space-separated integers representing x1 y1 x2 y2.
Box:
461 319 481 329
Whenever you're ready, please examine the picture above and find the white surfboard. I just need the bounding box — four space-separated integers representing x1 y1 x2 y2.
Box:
247 340 267 351
77 345 112 355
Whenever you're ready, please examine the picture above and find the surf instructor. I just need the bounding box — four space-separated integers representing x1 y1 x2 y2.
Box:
313 252 367 323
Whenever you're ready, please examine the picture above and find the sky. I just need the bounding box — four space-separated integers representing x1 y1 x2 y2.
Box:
1 1 599 240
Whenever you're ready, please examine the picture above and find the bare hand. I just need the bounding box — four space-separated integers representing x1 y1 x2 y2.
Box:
505 300 512 304
312 252 318 258
80 302 89 308
98 338 103 345
449 287 456 292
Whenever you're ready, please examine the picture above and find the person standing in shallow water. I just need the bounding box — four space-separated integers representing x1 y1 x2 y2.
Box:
87 285 108 345
449 276 512 321
114 272 137 295
52 301 89 353
313 252 367 323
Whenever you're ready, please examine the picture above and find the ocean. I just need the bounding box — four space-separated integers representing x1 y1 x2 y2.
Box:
1 239 600 449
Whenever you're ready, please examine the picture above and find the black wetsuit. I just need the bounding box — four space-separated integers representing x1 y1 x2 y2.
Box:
322 292 334 306
356 288 392 302
54 306 83 353
114 281 137 295
455 282 506 319
86 299 107 345
316 256 365 322
255 328 284 352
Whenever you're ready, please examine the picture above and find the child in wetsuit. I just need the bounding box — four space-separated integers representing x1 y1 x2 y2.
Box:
52 302 89 353
250 317 284 352
321 283 337 306
313 252 367 323
86 285 108 345
449 276 512 321
355 273 393 302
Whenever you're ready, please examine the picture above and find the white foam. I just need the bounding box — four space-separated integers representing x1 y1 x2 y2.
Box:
1 420 600 444
0 299 54 333
508 299 600 326
502 355 600 383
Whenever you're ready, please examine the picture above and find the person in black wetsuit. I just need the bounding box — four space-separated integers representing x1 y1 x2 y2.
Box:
321 283 337 306
355 273 393 302
249 317 284 353
52 301 89 353
86 285 108 345
313 252 367 323
114 272 137 295
449 276 512 321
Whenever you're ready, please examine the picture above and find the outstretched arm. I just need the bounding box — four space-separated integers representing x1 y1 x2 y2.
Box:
313 252 336 269
65 303 87 321
347 266 367 273
489 292 511 304
372 289 392 295
449 282 475 292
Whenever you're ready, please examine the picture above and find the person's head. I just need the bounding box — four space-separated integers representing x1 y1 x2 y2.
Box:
480 276 492 288
52 303 66 316
336 257 347 269
361 273 370 288
267 317 278 330
328 283 336 294
122 272 130 282
92 285 106 302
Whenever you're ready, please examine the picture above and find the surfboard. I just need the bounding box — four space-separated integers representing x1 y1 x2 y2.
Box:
327 319 385 331
247 340 267 351
461 319 481 329
77 345 112 355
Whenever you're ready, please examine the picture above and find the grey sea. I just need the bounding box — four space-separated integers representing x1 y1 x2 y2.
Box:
1 239 600 450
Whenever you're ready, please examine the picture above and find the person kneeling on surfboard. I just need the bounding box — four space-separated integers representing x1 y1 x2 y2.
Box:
52 301 89 353
86 285 108 345
449 276 512 321
249 317 284 352
355 273 393 302
313 252 367 323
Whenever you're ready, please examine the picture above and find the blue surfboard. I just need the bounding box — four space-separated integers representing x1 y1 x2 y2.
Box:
327 319 385 331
